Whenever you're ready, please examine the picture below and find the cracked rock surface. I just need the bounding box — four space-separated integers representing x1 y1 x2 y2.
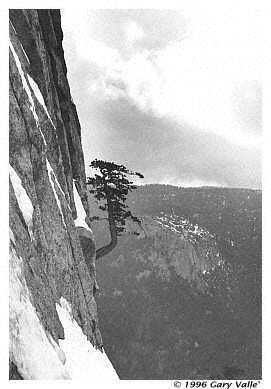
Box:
9 10 105 379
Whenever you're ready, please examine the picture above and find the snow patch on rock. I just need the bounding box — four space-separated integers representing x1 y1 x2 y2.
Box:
10 228 16 244
9 165 33 238
46 159 66 227
27 74 55 128
56 297 119 380
9 247 70 379
20 42 30 64
73 181 92 232
9 40 47 146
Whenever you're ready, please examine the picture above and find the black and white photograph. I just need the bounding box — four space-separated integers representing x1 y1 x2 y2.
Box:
6 2 266 384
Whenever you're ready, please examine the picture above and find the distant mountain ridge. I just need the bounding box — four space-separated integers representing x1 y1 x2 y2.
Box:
127 184 261 266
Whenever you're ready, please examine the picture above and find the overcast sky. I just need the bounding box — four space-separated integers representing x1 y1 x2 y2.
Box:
61 4 261 188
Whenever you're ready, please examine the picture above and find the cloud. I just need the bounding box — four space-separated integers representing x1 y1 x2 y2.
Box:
61 6 261 188
96 99 261 188
124 21 144 44
232 81 262 134
67 84 261 188
62 6 261 148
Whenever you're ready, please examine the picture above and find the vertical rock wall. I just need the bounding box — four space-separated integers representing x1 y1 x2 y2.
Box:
9 9 107 379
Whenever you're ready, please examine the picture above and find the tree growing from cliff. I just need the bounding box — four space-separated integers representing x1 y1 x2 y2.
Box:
87 159 144 260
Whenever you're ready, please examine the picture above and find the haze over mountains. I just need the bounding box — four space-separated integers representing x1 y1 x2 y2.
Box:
93 184 261 379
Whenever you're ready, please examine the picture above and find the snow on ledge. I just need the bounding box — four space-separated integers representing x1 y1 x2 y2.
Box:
56 297 119 380
20 42 30 64
73 180 92 232
9 247 70 379
9 165 33 239
46 159 66 227
9 228 16 244
9 40 47 147
27 74 55 128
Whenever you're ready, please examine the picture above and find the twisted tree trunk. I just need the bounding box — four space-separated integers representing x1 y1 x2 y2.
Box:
95 190 118 260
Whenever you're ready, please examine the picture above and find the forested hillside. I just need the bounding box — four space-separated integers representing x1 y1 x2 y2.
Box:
94 185 261 379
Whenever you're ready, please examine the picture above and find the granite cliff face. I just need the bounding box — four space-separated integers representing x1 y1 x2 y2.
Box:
9 10 117 380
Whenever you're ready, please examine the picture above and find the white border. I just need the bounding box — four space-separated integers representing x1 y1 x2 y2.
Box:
2 1 270 386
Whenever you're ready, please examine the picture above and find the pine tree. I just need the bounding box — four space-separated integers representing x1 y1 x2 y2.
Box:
87 159 144 260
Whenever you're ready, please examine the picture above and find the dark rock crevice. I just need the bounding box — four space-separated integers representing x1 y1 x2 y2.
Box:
9 360 24 380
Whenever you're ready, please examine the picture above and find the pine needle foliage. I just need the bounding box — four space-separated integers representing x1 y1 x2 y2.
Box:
87 159 144 259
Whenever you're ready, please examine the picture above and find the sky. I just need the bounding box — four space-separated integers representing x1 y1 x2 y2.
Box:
61 4 262 188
